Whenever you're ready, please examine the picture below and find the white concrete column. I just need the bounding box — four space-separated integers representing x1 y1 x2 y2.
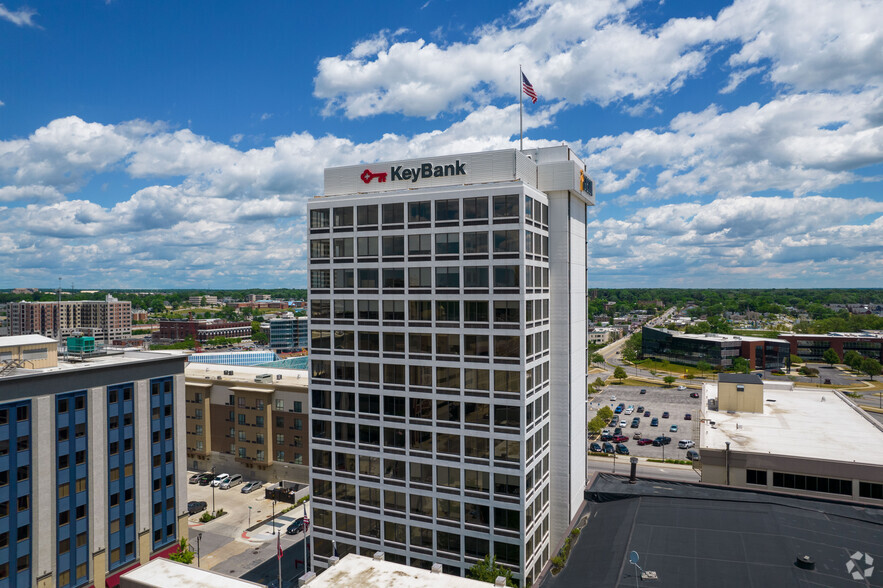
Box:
88 386 108 554
174 373 188 533
134 379 152 544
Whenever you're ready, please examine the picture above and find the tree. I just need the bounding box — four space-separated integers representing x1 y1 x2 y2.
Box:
614 367 627 382
731 357 750 373
663 375 676 387
844 350 864 371
823 348 840 366
466 555 516 587
598 406 614 421
200 296 207 307
591 353 604 365
587 415 607 435
594 377 605 388
789 354 803 366
252 332 269 345
696 361 711 378
861 357 882 381
169 537 194 565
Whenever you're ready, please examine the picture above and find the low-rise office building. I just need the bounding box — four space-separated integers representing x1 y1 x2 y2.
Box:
184 363 310 484
698 373 883 504
157 319 251 343
0 335 187 588
642 326 790 370
269 314 308 352
777 331 883 363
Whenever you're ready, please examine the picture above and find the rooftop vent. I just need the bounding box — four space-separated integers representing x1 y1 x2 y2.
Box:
795 554 815 570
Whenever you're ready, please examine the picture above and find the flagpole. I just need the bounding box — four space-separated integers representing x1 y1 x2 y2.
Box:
519 64 523 151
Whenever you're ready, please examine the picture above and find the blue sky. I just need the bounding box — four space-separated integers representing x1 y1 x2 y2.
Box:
1 0 881 289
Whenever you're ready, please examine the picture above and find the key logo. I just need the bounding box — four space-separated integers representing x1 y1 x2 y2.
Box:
360 169 388 184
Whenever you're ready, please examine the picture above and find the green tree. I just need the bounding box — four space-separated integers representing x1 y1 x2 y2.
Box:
587 415 607 435
598 406 614 421
823 348 840 366
591 353 604 365
844 350 864 370
861 357 882 380
252 331 269 345
696 361 711 378
663 375 676 387
732 357 750 373
789 354 803 366
200 296 207 306
466 555 515 587
594 377 605 388
169 537 195 565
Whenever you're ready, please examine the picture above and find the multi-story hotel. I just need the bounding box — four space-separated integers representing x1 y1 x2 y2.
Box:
0 334 187 588
7 296 132 344
307 146 593 585
184 362 310 483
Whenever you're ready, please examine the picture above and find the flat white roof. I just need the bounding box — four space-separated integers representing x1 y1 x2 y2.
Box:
308 554 493 588
0 334 58 347
185 362 308 386
121 558 263 587
701 383 883 465
663 329 787 344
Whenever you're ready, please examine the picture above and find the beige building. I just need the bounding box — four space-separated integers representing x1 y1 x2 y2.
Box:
184 363 309 483
7 295 132 343
699 377 883 504
0 334 59 370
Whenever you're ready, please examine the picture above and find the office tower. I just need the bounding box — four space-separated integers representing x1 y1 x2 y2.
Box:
307 146 593 585
0 335 187 588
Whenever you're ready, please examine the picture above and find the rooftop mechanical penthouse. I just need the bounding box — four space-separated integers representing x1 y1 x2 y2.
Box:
307 146 594 586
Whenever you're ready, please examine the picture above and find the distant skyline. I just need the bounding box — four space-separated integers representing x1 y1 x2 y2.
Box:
1 0 881 289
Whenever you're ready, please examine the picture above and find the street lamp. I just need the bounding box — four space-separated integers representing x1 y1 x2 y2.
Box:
249 505 252 527
211 484 215 515
196 533 202 568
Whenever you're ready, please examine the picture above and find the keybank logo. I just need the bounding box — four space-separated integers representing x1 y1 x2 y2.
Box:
361 161 467 184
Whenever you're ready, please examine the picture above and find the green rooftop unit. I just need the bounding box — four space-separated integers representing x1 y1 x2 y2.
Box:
67 336 95 354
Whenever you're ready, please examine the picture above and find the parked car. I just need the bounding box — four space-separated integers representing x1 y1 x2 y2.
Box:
609 418 619 427
651 418 659 427
241 481 264 494
612 435 629 443
616 444 630 455
640 389 647 394
686 449 701 461
614 405 624 414
677 385 686 391
198 473 214 486
684 413 692 420
189 472 209 484
187 501 208 515
637 406 644 413
632 432 643 439
678 440 695 449
600 434 613 442
619 420 627 428
610 395 617 401
643 411 650 417
286 518 305 535
652 436 672 446
662 411 670 419
613 427 623 436
630 418 640 428
590 442 603 452
603 442 615 453
601 429 611 436
637 438 654 446
669 424 679 433
624 408 633 415
220 474 243 489
690 392 700 398
211 473 230 487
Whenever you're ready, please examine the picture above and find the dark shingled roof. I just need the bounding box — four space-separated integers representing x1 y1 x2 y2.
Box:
537 474 883 588
718 373 763 384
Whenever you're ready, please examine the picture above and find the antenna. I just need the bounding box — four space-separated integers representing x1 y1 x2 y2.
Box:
629 550 658 583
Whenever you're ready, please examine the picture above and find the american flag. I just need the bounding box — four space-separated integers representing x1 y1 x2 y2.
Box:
522 72 538 103
277 533 283 560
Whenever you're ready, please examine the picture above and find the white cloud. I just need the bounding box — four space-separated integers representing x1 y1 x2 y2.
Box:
0 3 38 27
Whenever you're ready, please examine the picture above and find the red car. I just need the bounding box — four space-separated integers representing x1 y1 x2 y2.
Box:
637 438 654 446
612 435 629 443
690 392 700 398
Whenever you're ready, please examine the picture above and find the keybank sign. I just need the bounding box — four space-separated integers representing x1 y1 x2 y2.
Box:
361 160 467 184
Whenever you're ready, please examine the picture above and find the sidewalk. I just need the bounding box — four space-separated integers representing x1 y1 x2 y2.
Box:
243 503 310 542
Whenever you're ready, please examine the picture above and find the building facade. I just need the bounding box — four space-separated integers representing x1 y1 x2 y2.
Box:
184 363 310 483
642 326 790 370
0 337 187 588
307 147 593 585
777 332 883 363
7 296 132 344
269 315 308 353
157 319 251 343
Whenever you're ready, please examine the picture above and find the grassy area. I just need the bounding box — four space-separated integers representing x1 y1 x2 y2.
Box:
634 359 710 377
732 329 781 338
647 458 693 465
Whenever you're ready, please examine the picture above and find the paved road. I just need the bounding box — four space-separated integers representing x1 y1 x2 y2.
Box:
587 455 701 484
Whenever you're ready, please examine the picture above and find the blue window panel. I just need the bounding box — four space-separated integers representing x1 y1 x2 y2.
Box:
107 383 137 571
149 377 176 551
55 391 88 588
0 400 32 588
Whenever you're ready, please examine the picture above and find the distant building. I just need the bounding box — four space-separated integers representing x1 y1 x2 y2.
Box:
187 295 218 306
157 318 251 342
587 327 619 345
187 350 278 366
120 558 263 588
699 375 883 504
306 553 494 587
131 309 149 323
246 294 272 303
7 295 132 343
184 363 309 483
642 326 790 370
0 335 187 587
269 314 308 352
777 332 883 363
11 288 39 294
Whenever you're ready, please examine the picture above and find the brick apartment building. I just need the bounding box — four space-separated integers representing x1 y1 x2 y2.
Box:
7 295 132 344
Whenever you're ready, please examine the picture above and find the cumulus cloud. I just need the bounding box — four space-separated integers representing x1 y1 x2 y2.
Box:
313 0 883 119
0 3 38 27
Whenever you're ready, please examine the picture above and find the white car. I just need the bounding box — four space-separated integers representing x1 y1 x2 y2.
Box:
619 420 627 428
678 440 695 449
211 473 230 487
624 408 633 415
610 395 616 401
677 385 686 391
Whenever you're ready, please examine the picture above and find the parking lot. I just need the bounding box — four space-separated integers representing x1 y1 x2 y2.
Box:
589 383 702 460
